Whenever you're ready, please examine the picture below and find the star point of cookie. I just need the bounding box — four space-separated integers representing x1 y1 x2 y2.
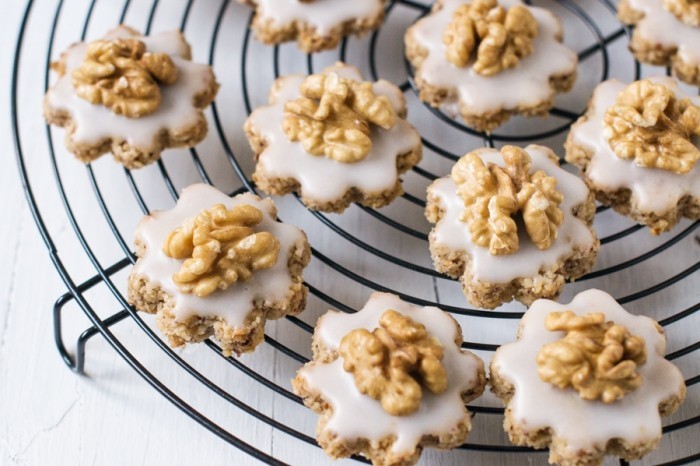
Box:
490 289 687 466
244 62 422 213
293 292 486 466
619 0 700 86
425 144 599 309
566 77 700 235
405 0 578 133
237 0 387 53
44 25 219 169
127 184 311 357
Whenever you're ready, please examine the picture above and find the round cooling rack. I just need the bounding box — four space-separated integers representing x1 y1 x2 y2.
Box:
11 0 700 464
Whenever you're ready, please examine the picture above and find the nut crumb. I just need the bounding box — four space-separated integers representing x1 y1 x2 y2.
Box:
71 38 178 118
603 79 700 175
451 146 563 255
442 0 538 76
163 204 280 297
662 0 700 26
283 72 396 163
338 309 448 416
537 311 647 403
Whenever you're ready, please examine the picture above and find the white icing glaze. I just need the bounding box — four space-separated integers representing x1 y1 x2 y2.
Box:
628 0 700 65
252 0 384 36
298 292 484 455
46 26 215 149
408 0 578 115
428 145 595 283
492 289 686 452
132 184 308 328
247 64 422 203
569 77 700 215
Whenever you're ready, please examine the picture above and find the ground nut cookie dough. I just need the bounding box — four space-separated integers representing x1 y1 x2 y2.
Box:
405 0 578 133
244 62 422 213
426 145 599 309
238 0 386 53
293 292 486 466
44 26 219 169
127 184 311 356
490 289 687 466
566 77 700 235
619 0 700 86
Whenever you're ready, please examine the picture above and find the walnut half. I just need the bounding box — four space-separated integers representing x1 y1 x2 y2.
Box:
442 0 538 76
283 72 397 163
71 38 179 118
162 204 280 297
338 309 448 416
537 311 647 403
603 79 700 175
451 146 564 255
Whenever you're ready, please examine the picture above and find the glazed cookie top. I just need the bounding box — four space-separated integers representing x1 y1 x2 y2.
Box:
132 183 308 328
246 63 421 203
247 0 385 36
569 77 700 215
491 289 686 451
428 144 595 283
626 0 700 66
297 292 484 455
45 26 216 150
408 0 577 115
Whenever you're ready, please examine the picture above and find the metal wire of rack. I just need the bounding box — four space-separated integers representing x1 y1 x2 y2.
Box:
10 0 700 464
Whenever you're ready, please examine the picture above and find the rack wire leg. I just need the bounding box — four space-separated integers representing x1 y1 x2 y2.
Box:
54 292 130 374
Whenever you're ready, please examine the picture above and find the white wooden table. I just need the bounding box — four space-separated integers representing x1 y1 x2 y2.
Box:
2 1 698 465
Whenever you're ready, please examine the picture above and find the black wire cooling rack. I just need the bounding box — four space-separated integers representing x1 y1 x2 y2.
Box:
11 0 700 464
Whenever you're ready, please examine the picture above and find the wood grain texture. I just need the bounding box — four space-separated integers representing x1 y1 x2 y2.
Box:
1 0 698 465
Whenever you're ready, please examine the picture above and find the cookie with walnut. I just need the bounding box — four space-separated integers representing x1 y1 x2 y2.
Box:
490 289 686 466
44 25 219 169
127 184 311 356
425 145 599 309
565 77 700 235
405 0 578 133
244 62 422 213
237 0 387 53
293 292 486 466
618 0 700 86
